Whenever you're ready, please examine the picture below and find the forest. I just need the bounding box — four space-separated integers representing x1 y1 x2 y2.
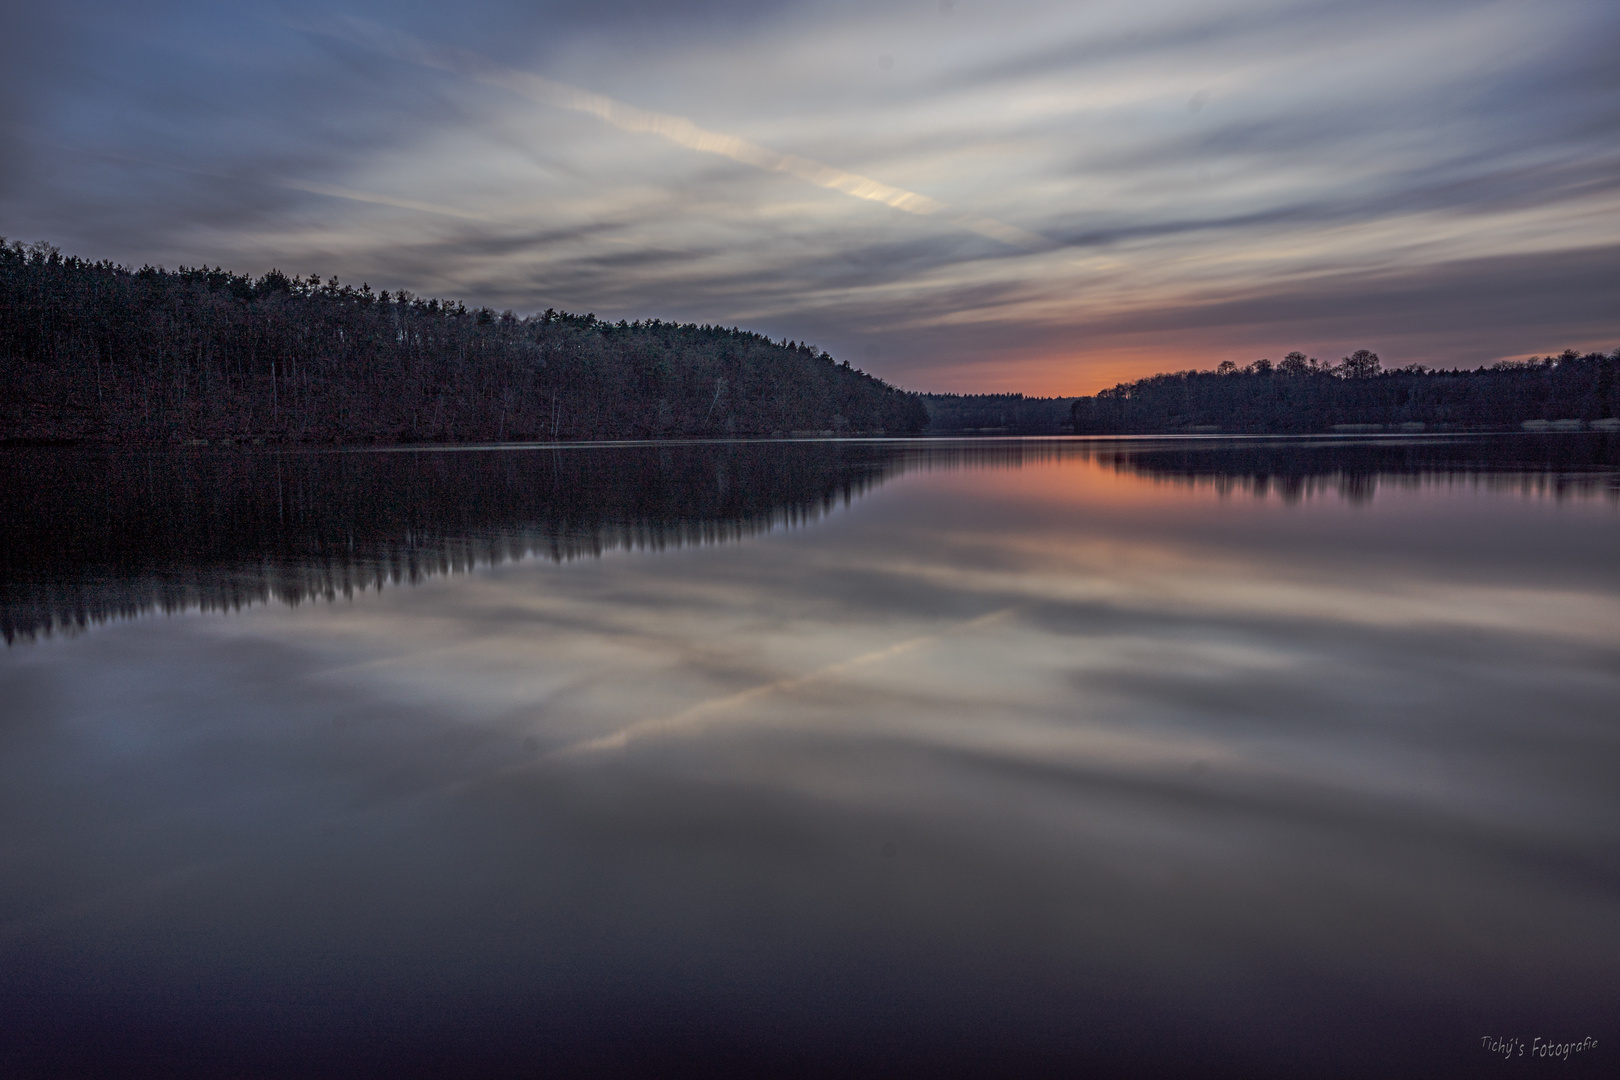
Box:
918 393 1076 434
0 239 928 445
1071 349 1620 434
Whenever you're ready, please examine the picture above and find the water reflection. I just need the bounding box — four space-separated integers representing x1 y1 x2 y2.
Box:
1 436 1616 1077
1102 434 1620 503
5 435 1616 642
1 441 902 642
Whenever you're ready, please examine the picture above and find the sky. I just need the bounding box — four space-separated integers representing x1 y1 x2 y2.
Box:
1 0 1616 394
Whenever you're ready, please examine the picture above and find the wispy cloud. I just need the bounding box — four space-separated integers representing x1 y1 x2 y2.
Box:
278 178 494 222
324 17 1053 251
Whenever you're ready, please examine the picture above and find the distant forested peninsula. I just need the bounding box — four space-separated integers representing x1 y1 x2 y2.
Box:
0 239 926 445
919 393 1077 435
1072 349 1619 435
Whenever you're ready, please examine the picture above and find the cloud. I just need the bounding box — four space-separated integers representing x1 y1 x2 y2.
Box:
319 16 1053 251
1 0 1615 391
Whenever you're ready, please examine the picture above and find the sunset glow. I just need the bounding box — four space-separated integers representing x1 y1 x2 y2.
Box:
3 0 1615 393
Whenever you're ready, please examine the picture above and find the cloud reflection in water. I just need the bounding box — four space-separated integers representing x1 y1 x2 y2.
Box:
1 436 1617 1077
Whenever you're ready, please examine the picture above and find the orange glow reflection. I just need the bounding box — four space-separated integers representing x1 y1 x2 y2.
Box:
906 441 1228 511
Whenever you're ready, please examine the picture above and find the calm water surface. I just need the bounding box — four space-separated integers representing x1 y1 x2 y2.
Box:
2 437 1617 1078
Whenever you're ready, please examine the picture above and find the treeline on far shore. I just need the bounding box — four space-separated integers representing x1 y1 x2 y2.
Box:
919 393 1077 435
0 239 927 446
1072 349 1619 434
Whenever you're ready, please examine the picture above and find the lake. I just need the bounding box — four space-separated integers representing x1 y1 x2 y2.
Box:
2 436 1616 1078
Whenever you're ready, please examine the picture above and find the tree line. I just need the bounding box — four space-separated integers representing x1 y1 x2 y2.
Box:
0 239 927 445
1071 349 1619 434
919 393 1077 435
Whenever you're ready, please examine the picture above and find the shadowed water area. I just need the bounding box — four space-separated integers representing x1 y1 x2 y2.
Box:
2 436 1617 1078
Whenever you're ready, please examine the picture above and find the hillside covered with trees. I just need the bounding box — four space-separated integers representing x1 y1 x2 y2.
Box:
1072 349 1619 434
0 239 927 445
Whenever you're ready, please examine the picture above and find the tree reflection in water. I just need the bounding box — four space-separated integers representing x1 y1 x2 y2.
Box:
4 434 1615 642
